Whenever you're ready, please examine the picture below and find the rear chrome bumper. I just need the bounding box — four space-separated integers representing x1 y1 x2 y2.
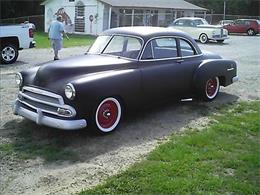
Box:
13 100 87 130
232 76 239 83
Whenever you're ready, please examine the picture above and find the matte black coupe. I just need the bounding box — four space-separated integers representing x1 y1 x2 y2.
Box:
14 27 238 133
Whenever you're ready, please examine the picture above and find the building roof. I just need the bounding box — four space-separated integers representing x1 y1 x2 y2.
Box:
100 0 206 11
41 0 206 11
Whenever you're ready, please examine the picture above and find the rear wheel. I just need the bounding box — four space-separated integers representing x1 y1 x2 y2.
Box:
94 97 122 133
247 28 255 36
199 33 208 44
199 77 220 101
1 44 18 64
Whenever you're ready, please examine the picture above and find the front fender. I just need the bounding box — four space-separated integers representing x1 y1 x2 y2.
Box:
193 59 237 88
68 69 142 117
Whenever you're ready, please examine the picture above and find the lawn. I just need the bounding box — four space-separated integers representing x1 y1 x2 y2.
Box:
33 32 96 48
80 101 260 194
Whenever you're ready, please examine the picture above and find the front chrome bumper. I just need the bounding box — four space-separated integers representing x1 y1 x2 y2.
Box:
232 76 239 83
13 100 87 130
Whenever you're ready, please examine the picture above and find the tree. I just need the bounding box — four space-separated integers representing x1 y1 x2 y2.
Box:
186 0 260 16
0 0 43 19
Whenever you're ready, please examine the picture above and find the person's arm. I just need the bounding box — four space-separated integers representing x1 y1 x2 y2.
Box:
62 31 69 40
60 23 69 40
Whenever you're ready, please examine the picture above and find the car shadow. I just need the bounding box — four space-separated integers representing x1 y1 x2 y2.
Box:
2 92 239 164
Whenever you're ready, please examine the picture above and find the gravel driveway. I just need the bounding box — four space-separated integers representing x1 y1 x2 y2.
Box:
0 35 259 195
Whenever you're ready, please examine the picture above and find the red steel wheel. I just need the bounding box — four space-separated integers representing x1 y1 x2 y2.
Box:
205 77 220 100
95 97 122 133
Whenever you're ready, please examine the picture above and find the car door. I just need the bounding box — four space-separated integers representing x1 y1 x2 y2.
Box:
139 37 198 99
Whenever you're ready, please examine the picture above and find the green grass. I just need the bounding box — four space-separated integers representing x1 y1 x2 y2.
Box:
80 101 260 194
0 129 79 163
34 32 96 48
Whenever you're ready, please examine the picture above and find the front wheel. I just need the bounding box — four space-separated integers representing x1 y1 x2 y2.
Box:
199 33 208 44
94 97 122 133
1 44 19 64
199 77 220 101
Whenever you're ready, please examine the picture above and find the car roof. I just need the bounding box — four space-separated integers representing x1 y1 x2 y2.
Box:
236 19 258 21
101 26 202 54
102 26 191 40
175 17 204 21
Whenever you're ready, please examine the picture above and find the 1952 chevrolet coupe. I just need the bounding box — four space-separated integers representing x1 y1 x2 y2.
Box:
14 27 238 133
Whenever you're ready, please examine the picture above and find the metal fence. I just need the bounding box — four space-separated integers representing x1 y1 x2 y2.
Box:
0 15 44 31
0 14 259 31
203 14 260 24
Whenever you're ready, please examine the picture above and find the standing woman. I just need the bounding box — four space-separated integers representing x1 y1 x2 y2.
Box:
48 15 69 60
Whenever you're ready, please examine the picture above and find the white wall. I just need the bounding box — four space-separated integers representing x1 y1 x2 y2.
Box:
44 0 104 35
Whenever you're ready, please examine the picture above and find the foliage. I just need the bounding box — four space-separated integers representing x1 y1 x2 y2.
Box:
186 0 260 15
80 101 260 194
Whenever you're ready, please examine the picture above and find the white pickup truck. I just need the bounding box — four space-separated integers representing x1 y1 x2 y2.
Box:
0 23 36 64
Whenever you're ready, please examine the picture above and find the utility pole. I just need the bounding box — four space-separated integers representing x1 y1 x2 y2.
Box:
223 0 226 20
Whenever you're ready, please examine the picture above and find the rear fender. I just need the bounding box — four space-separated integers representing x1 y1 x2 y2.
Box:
193 59 237 88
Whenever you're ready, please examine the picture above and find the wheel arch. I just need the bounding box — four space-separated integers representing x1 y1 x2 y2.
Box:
0 37 20 49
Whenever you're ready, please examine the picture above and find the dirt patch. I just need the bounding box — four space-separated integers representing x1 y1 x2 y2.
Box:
0 36 259 195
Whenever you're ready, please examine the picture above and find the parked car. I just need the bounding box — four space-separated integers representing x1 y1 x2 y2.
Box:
0 22 35 64
13 27 238 133
218 20 233 26
223 19 260 36
168 17 229 43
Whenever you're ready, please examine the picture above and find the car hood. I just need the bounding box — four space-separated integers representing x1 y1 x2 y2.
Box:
197 24 223 29
32 54 133 88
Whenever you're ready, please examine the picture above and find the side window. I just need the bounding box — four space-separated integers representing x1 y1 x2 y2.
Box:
142 37 178 60
179 39 196 57
174 20 184 26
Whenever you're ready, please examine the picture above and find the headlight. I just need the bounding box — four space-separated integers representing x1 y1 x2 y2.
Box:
15 73 23 87
65 83 76 100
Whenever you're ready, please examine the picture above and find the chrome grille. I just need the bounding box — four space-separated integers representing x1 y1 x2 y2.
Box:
18 86 76 117
23 90 60 104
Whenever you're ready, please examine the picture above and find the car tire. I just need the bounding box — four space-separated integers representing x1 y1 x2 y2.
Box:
199 76 220 101
199 33 208 44
0 44 19 64
217 40 224 43
94 97 122 133
247 28 255 36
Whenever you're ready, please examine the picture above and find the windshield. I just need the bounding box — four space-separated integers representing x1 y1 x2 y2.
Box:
89 35 143 60
88 35 111 54
194 19 209 25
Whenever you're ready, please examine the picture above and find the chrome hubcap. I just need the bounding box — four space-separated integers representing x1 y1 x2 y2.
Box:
2 46 15 61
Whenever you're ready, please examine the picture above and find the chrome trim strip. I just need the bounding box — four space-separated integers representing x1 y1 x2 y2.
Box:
14 100 87 130
227 68 234 71
140 54 203 62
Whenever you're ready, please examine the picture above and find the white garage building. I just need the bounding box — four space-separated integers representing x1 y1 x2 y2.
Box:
41 0 206 35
